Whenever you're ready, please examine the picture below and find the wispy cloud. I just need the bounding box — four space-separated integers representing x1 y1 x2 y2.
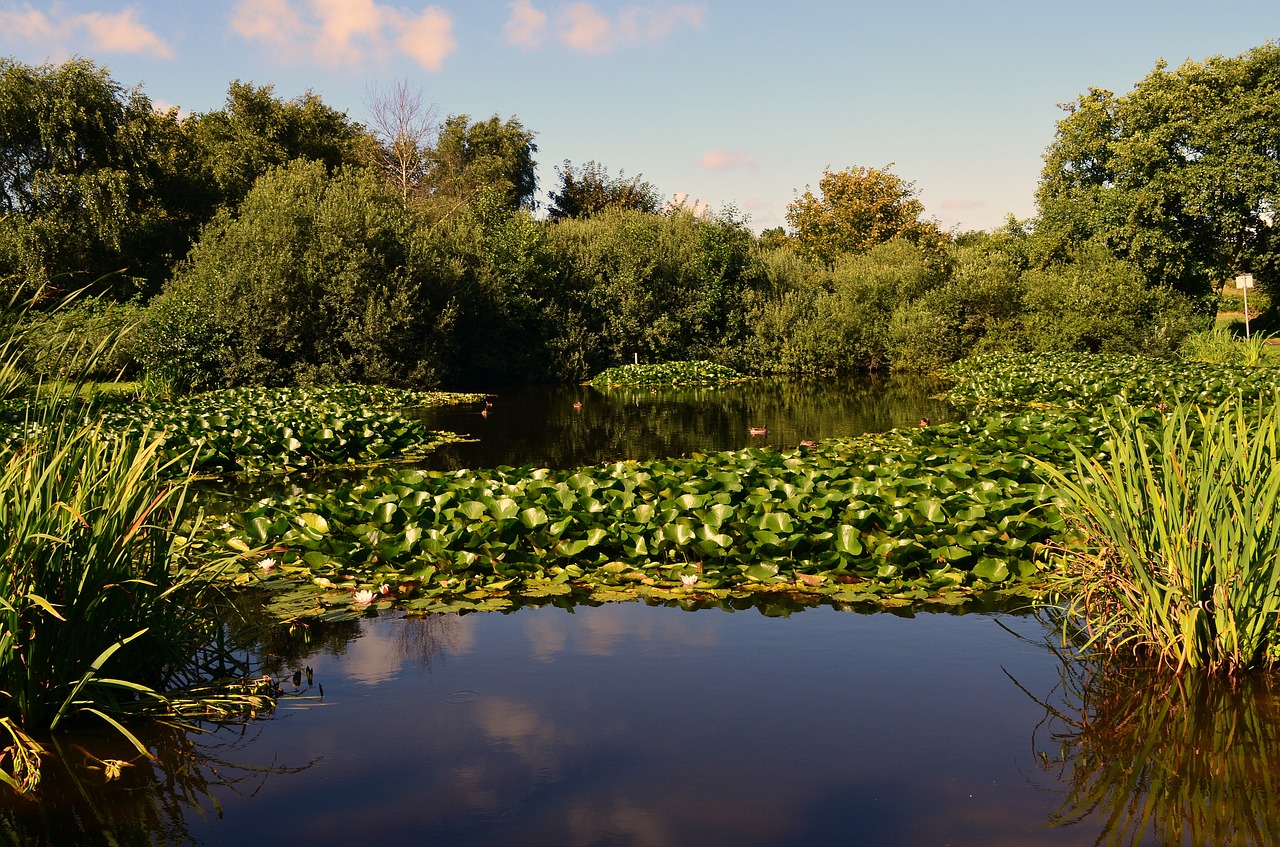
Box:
699 149 759 172
506 2 704 54
504 0 548 49
0 4 173 58
229 0 456 70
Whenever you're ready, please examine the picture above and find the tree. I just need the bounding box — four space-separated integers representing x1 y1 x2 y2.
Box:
546 160 661 220
424 114 538 212
0 57 186 293
364 79 438 205
1035 42 1280 298
785 165 942 265
189 81 377 209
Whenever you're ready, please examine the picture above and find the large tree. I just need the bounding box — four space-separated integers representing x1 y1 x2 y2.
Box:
424 114 538 212
1035 42 1280 298
189 81 377 210
785 165 942 265
0 57 196 293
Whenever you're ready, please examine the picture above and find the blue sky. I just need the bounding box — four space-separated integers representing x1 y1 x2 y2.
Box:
2 1 1277 232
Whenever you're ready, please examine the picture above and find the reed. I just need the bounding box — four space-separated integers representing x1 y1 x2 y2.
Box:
0 285 272 793
1041 397 1280 672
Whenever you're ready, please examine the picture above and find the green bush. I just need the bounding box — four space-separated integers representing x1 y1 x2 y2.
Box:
142 160 443 389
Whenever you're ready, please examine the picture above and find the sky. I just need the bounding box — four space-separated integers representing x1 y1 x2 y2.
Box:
1 1 1277 233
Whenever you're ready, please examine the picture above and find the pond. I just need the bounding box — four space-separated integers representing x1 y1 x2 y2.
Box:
4 376 1279 845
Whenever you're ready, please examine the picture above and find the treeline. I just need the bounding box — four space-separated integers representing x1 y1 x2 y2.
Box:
8 48 1276 393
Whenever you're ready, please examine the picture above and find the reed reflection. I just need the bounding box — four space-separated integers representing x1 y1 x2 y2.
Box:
0 722 314 847
1028 658 1280 846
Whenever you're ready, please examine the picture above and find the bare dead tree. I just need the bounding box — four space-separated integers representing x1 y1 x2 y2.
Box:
364 79 439 205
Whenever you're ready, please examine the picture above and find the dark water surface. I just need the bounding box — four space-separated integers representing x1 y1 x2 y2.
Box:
6 376 1279 845
414 374 958 471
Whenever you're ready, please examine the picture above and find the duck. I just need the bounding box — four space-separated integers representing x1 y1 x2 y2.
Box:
748 426 768 437
918 418 930 428
799 439 818 448
573 401 583 410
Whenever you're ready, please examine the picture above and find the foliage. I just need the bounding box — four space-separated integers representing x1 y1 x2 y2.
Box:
944 351 1280 412
140 161 442 389
1035 42 1280 298
15 295 145 381
0 290 276 793
1182 328 1274 365
424 114 538 213
547 160 662 220
91 385 476 476
1037 399 1280 672
786 165 944 266
0 57 196 294
589 360 746 388
543 206 761 377
188 80 377 211
1020 244 1209 356
209 411 1097 620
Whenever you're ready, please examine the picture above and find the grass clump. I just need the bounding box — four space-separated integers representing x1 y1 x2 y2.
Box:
1039 398 1280 673
0 287 274 793
1181 328 1273 366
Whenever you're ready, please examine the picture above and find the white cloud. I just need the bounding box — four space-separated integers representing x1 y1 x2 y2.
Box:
699 149 759 172
229 0 456 70
0 4 172 58
551 2 706 54
504 0 547 49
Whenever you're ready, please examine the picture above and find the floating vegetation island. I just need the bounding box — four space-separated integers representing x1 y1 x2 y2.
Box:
589 360 747 388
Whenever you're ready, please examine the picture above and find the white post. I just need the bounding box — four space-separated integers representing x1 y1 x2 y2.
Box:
1236 274 1256 339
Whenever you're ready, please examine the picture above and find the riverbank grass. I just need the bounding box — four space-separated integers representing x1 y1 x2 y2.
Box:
1040 397 1280 672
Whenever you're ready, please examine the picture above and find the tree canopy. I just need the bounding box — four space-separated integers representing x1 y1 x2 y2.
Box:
0 57 176 291
1035 42 1280 297
425 114 538 212
785 165 941 265
546 160 661 221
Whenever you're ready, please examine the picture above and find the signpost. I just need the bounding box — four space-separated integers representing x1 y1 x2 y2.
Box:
1236 274 1255 339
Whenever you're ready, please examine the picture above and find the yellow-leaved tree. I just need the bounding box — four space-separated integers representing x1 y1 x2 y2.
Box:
786 165 942 265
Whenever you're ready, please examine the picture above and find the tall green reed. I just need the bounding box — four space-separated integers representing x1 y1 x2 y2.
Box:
0 284 272 794
1040 397 1280 673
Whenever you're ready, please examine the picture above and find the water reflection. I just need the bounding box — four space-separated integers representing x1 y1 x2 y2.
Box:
1029 659 1280 847
0 723 314 847
174 604 1102 846
415 374 956 470
16 602 1275 845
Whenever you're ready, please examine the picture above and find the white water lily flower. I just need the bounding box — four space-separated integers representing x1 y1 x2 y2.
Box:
680 574 698 586
258 557 278 572
353 589 377 605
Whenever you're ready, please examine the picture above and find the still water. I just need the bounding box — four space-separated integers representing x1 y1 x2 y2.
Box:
4 376 1279 845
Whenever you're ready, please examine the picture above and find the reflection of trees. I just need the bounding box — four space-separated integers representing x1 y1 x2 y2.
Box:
0 723 313 847
1025 657 1280 846
416 374 957 471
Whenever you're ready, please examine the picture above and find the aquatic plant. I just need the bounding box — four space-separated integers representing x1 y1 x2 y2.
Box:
946 351 1280 412
213 410 1100 619
590 361 747 388
0 384 476 477
1038 398 1280 672
1182 328 1274 366
0 289 276 793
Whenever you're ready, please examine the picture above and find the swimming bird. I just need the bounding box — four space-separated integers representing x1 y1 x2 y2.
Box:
573 401 583 410
918 418 930 428
749 426 768 437
799 439 817 448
